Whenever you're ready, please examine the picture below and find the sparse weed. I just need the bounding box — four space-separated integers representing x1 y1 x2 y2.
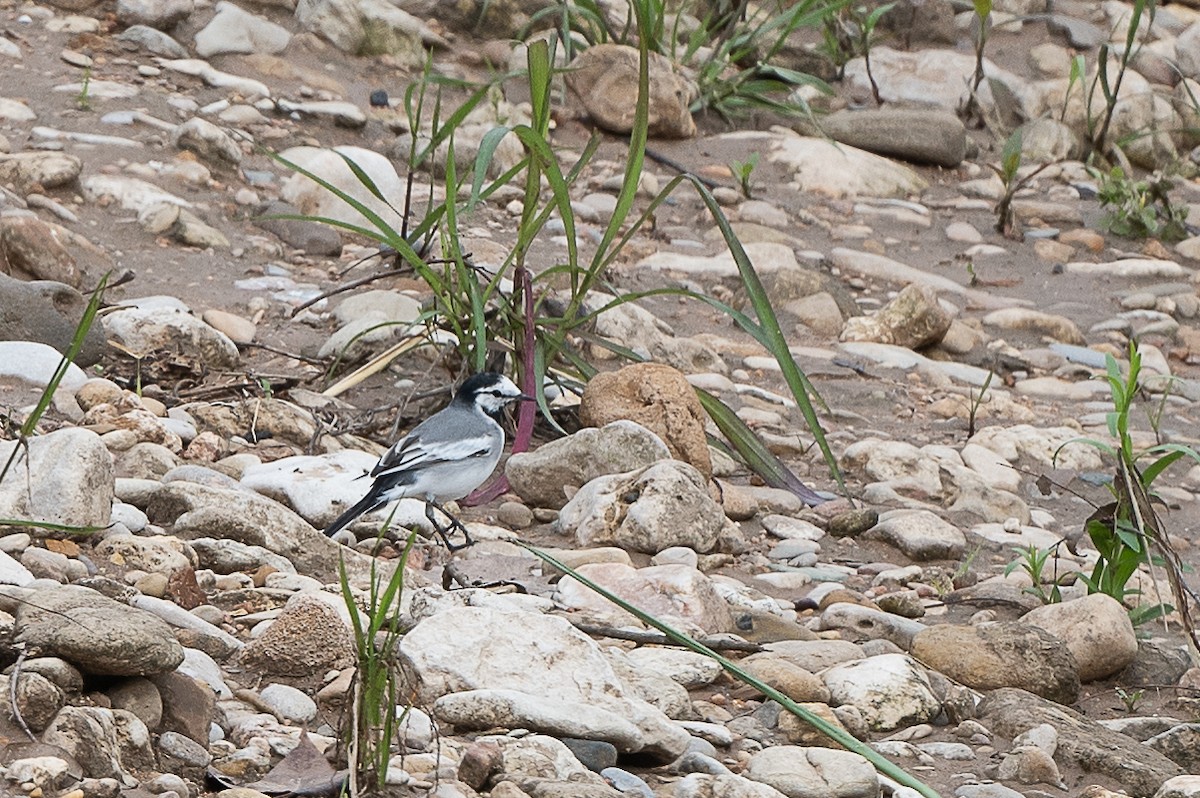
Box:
1094 166 1188 242
990 130 1058 238
1115 686 1144 713
76 67 92 112
338 525 414 795
1062 342 1200 634
1003 544 1063 605
729 153 760 199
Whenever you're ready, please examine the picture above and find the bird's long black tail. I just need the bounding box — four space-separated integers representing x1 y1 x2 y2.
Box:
323 490 384 537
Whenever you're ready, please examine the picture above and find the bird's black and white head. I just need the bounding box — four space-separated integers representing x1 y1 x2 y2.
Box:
456 372 528 417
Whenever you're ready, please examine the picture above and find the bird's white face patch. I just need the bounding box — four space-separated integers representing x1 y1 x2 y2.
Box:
473 375 524 415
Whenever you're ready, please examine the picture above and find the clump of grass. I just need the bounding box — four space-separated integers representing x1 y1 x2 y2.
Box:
337 526 414 795
1094 166 1188 242
1062 342 1200 634
271 7 846 501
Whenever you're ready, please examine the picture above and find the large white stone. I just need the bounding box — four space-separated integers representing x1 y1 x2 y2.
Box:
398 605 689 759
0 428 112 529
821 654 941 732
1021 593 1138 682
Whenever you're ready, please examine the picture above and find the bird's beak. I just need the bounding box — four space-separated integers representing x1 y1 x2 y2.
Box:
517 393 536 403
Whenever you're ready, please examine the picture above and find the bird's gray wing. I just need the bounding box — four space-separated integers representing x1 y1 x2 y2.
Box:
370 433 494 478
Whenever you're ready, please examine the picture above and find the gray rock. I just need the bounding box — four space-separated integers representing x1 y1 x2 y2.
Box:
194 2 290 57
558 461 735 554
844 47 1031 119
565 44 694 138
0 671 64 731
254 200 343 255
1121 639 1192 687
0 152 82 189
106 676 164 730
1014 118 1084 163
589 293 727 375
911 622 1079 704
145 481 387 584
172 117 243 165
102 305 238 369
955 785 1027 798
434 689 643 752
506 421 670 509
115 24 189 57
295 0 444 60
188 536 296 574
1021 593 1138 682
0 273 107 365
744 746 879 798
1046 13 1105 49
0 428 112 530
676 773 789 797
16 585 185 676
817 603 926 649
818 109 966 168
42 706 149 782
117 0 193 29
870 509 966 561
978 688 1182 796
239 593 354 677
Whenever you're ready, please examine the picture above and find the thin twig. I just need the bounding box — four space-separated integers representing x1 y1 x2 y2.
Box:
9 642 34 741
569 620 764 652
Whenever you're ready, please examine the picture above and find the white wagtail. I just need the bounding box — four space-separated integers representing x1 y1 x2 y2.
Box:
324 372 531 549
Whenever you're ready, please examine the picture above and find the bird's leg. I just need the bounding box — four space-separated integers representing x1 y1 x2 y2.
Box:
425 500 474 551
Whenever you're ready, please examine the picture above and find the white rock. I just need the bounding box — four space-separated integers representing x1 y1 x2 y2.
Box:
434 688 643 751
1066 259 1189 278
961 443 1021 492
558 460 735 554
842 439 942 498
873 509 966 561
240 450 427 530
102 306 239 369
822 654 941 732
0 341 87 392
626 647 724 689
968 424 1104 471
0 97 35 120
638 241 800 276
399 606 689 759
0 428 112 529
768 131 927 199
258 683 317 723
194 2 290 56
556 562 735 635
279 145 413 232
82 175 192 214
745 746 879 798
675 773 789 798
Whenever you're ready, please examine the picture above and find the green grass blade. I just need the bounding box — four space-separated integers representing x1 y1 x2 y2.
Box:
519 543 942 798
20 272 108 438
695 388 826 505
0 520 108 536
681 176 845 494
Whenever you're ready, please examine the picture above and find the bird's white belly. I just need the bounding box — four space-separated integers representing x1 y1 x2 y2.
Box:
380 447 503 503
